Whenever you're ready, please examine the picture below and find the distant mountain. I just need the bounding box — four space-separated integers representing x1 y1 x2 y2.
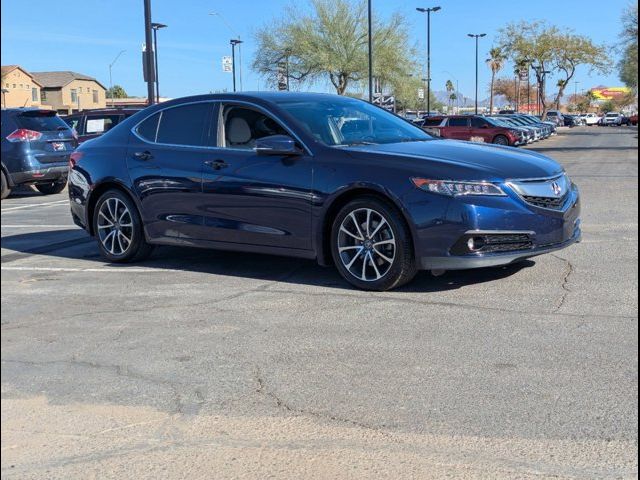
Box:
432 91 512 110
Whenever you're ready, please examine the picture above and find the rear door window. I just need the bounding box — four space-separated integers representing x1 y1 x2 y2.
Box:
155 103 212 146
16 111 69 132
471 117 487 128
448 117 469 127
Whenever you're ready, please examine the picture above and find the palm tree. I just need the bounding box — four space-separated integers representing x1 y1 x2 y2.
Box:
486 47 505 114
449 93 457 113
445 80 454 113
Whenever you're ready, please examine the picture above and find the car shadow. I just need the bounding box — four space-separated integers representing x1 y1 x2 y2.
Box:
1 229 534 293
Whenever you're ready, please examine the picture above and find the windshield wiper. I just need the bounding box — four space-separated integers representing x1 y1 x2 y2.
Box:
335 141 377 147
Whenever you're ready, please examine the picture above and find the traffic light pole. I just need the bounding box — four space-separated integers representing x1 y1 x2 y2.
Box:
143 0 156 105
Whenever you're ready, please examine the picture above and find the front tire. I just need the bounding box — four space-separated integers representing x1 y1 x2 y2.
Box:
330 196 417 291
93 189 153 263
35 178 67 195
492 135 509 146
1 171 10 200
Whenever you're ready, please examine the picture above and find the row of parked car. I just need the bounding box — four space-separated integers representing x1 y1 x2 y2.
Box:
1 107 140 199
417 113 559 147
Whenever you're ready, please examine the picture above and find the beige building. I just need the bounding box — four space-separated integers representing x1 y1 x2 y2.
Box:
1 65 44 108
31 71 107 114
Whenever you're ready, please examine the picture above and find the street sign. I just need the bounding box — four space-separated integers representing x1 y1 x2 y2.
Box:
222 56 233 73
418 88 425 100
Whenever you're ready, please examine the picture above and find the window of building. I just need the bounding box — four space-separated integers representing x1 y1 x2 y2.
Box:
19 84 23 89
12 84 16 88
32 88 38 102
92 90 98 103
70 89 78 103
78 87 82 93
41 90 47 101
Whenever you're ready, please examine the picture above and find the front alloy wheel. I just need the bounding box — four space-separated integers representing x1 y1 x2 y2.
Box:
337 208 396 282
331 197 417 291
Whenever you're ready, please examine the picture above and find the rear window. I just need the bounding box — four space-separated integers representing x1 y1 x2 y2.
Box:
422 118 444 126
16 111 69 132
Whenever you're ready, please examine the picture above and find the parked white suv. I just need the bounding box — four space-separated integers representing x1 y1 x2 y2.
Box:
602 112 623 126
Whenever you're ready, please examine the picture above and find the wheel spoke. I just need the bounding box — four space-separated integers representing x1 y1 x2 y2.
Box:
348 212 365 240
118 230 131 245
373 239 394 247
361 252 368 280
373 247 393 264
345 247 364 269
340 225 362 241
370 218 387 238
102 230 116 254
369 252 381 279
365 209 372 237
116 232 125 253
98 211 113 225
339 245 361 253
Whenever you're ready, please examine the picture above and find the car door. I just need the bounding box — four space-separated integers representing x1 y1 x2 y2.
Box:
126 101 216 243
445 117 471 140
199 102 313 251
470 116 492 143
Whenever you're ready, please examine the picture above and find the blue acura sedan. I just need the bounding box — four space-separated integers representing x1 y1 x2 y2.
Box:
68 92 581 290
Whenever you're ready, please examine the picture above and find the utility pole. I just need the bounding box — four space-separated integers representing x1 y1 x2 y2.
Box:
210 12 242 91
143 0 155 105
417 7 441 116
367 0 373 102
468 33 486 115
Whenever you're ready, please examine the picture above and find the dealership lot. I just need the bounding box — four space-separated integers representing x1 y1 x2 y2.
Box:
1 126 637 478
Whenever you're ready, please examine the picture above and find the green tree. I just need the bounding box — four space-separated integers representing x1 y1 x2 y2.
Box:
445 79 454 112
106 85 127 99
618 3 638 90
551 34 610 109
486 47 505 114
252 0 417 95
498 21 610 118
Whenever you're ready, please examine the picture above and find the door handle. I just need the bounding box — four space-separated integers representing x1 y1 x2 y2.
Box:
205 159 229 170
133 151 153 161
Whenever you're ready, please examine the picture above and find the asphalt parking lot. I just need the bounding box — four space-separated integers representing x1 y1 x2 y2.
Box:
1 126 638 479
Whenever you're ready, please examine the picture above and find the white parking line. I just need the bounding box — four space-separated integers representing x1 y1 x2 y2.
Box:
1 200 69 212
1 225 76 228
1 266 158 273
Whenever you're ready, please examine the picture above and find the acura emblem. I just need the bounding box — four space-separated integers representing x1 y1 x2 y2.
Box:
58 131 65 138
551 181 562 196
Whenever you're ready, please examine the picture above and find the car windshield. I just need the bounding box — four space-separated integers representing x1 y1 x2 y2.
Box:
486 117 510 127
605 113 618 117
276 97 433 146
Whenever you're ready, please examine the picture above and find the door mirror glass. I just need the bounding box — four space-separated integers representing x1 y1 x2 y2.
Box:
255 135 302 156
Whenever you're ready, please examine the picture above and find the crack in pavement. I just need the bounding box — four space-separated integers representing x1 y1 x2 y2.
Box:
551 254 575 313
251 365 397 441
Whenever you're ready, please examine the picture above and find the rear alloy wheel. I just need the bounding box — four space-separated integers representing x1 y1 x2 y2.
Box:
35 178 67 195
93 190 153 263
331 197 417 291
492 135 509 145
1 171 10 200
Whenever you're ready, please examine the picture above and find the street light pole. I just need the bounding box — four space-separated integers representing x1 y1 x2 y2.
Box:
143 0 155 105
417 6 441 116
210 12 242 91
367 0 373 102
574 81 579 110
467 33 486 114
151 23 167 103
108 50 126 108
230 39 243 92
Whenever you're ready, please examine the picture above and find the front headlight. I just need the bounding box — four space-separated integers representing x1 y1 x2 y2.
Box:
411 178 506 196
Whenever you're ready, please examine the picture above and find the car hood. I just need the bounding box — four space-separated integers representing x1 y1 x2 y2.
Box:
344 139 563 181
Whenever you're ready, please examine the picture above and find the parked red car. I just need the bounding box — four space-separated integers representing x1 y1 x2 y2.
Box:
421 115 523 146
630 114 638 126
62 108 142 144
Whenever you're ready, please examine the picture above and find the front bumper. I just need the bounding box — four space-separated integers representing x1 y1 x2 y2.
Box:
10 165 68 186
421 222 581 270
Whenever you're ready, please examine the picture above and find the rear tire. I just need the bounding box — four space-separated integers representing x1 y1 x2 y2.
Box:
93 189 153 263
492 135 509 146
35 178 67 195
330 196 417 291
1 171 10 200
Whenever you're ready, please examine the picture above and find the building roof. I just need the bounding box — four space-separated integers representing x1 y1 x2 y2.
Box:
1 65 43 87
30 71 106 90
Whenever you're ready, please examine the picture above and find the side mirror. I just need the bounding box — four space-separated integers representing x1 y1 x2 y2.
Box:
255 134 302 156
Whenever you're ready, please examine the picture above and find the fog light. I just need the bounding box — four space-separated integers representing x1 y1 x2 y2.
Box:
467 236 485 251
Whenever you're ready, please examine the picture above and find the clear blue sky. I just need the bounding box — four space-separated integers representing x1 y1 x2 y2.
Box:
0 0 628 100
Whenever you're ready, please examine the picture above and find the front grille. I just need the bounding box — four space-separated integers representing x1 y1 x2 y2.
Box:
522 192 568 210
